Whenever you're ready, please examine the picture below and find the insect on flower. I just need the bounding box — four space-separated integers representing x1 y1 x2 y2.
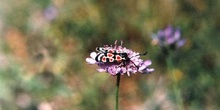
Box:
86 40 154 76
95 47 148 69
95 47 129 62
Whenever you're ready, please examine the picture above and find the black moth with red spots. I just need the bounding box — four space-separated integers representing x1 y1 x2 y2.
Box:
95 47 129 63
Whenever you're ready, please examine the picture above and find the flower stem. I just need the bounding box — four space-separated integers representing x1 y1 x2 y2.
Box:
116 73 121 110
166 53 184 110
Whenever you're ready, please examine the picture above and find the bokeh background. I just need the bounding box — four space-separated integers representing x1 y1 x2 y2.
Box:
0 0 220 110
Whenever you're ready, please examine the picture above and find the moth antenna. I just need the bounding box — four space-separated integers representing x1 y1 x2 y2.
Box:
139 51 148 56
130 51 148 59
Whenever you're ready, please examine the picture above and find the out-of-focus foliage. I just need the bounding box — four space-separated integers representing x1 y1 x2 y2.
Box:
0 0 219 110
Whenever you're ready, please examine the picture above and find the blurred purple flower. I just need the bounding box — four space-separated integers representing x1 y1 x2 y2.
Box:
152 25 186 49
44 6 58 21
86 41 154 76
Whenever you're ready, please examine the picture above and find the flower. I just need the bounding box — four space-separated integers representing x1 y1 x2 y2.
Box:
86 41 154 76
44 5 58 21
152 25 186 49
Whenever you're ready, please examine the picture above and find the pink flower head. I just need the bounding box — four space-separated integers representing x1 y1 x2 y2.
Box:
86 41 154 76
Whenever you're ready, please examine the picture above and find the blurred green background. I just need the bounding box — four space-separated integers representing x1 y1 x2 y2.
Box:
0 0 219 110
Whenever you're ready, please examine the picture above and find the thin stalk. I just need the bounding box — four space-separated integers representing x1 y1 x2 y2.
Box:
116 73 121 110
166 53 184 110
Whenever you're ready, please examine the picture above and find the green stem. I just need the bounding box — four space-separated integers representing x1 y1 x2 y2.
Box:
116 73 121 110
166 53 184 110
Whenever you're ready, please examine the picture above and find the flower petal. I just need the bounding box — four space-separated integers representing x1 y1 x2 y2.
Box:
86 58 96 64
97 68 106 72
177 39 186 48
127 71 130 76
139 60 152 70
167 37 175 45
90 52 97 59
164 25 173 37
173 29 181 40
147 68 155 72
120 67 127 74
